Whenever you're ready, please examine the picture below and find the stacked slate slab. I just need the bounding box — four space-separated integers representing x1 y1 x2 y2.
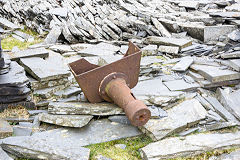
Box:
0 40 33 110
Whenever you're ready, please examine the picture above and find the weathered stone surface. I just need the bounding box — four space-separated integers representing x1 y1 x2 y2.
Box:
140 99 207 141
54 86 81 98
132 78 171 96
172 56 193 72
0 119 13 139
191 64 240 83
178 1 199 9
38 113 93 128
0 17 20 30
228 29 240 42
33 85 68 99
217 88 240 121
48 102 124 116
142 45 158 56
1 135 90 160
13 31 34 42
140 132 240 160
108 116 131 125
0 62 28 87
204 96 239 123
13 125 32 136
30 77 69 90
163 79 200 91
158 46 179 54
49 44 74 54
215 150 240 160
0 146 13 160
188 71 205 81
44 26 62 44
78 42 120 56
49 8 68 17
9 48 49 61
144 36 192 49
151 18 171 37
221 51 240 59
223 59 240 72
19 57 70 82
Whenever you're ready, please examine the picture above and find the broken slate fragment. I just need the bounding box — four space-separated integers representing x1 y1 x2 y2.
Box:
0 119 13 139
140 99 207 141
172 56 193 72
0 17 20 30
38 113 93 128
19 57 70 82
144 36 192 49
158 45 179 54
9 48 49 61
54 86 81 98
0 146 13 160
1 135 90 160
140 131 240 160
44 26 62 44
48 102 124 116
178 1 199 9
163 79 200 91
221 51 240 59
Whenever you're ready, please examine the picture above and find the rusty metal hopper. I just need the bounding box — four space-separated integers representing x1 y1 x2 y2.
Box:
69 42 151 126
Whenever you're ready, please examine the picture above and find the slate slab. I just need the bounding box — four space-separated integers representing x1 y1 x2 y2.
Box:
9 48 49 61
44 26 62 44
172 56 193 72
54 86 81 98
223 59 240 72
221 51 240 59
140 131 240 160
78 42 120 56
48 102 124 116
0 18 20 30
0 62 29 87
0 119 13 139
0 146 13 160
217 88 240 121
204 96 239 123
140 99 207 141
1 135 90 160
19 57 70 82
163 79 200 91
191 64 240 83
3 119 141 151
215 150 240 160
38 113 93 128
144 36 192 49
158 45 179 54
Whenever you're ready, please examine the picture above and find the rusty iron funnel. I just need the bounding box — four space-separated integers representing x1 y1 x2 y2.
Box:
68 42 151 126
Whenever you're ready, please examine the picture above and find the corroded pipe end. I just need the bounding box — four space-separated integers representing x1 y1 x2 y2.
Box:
124 100 151 126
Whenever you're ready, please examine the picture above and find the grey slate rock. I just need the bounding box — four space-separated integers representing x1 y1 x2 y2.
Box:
0 119 13 139
48 102 124 116
0 146 13 160
54 86 81 98
228 30 240 42
13 31 34 42
204 96 239 123
1 135 90 160
0 18 20 30
108 116 131 125
217 88 240 121
216 150 240 160
38 113 93 128
44 26 62 44
140 99 207 141
172 56 193 72
19 57 70 82
163 79 200 91
49 8 68 17
13 125 32 136
221 51 240 59
140 131 240 160
9 48 49 61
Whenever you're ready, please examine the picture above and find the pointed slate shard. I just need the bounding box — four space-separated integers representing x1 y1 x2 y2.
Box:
140 132 240 160
0 18 20 30
8 48 49 61
19 57 70 82
44 26 62 44
144 36 192 49
38 113 93 128
204 96 238 123
221 51 240 59
1 135 90 160
222 59 240 72
0 119 13 139
172 56 193 72
140 99 207 141
48 102 124 116
0 146 13 160
217 89 240 121
163 79 200 91
190 64 240 83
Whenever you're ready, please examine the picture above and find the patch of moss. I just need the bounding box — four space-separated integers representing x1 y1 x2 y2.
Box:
86 135 153 160
1 27 43 50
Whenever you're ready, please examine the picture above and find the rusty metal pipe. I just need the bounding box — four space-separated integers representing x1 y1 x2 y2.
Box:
104 78 150 126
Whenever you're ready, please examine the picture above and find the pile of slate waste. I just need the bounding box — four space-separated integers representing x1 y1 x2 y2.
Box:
0 0 240 160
